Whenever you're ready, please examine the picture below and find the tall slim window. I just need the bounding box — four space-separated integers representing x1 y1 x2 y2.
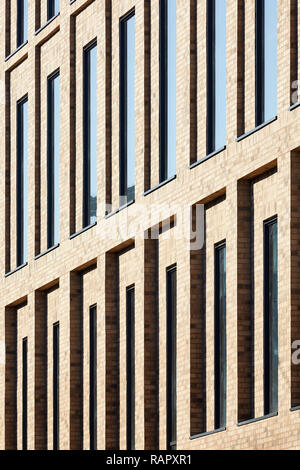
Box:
53 322 59 450
166 266 177 450
264 218 278 416
256 0 278 125
207 0 227 154
22 337 28 451
83 42 98 228
17 0 28 47
214 242 226 430
126 286 135 450
89 305 97 450
160 0 176 182
47 71 60 249
290 0 298 105
47 0 60 20
120 11 136 204
16 96 28 267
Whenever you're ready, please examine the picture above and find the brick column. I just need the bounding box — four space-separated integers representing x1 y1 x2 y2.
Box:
34 290 47 449
105 251 119 449
5 305 17 449
237 180 254 422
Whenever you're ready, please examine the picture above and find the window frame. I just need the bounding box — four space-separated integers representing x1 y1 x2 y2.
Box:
53 321 60 450
255 0 278 126
159 0 177 183
206 0 227 154
47 0 59 21
214 241 227 430
119 9 136 205
263 217 278 416
166 264 177 450
22 337 28 451
16 95 28 268
126 285 135 450
89 304 97 450
17 0 27 47
47 70 60 249
83 40 98 229
255 0 265 126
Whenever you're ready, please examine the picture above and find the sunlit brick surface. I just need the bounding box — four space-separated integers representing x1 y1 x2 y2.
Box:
1 0 300 450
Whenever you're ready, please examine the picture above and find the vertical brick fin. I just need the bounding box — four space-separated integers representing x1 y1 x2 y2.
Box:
5 306 17 450
144 0 151 192
5 71 11 274
291 150 300 408
69 271 83 450
144 238 158 449
190 205 206 436
105 252 119 449
34 47 41 257
190 0 197 166
35 0 41 32
69 16 76 236
5 0 11 57
34 291 47 450
237 0 245 137
290 0 298 105
237 180 254 422
105 0 112 208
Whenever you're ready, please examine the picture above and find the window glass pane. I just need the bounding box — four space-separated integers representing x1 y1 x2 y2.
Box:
22 100 28 263
48 73 60 248
90 306 97 450
264 0 277 121
126 15 136 203
22 337 28 451
53 75 60 246
167 0 176 179
53 322 59 450
89 46 97 224
215 0 226 149
215 243 226 430
23 0 28 42
126 287 135 450
166 266 177 450
17 0 28 46
120 13 135 203
264 219 278 415
48 0 60 19
83 44 97 227
17 98 28 267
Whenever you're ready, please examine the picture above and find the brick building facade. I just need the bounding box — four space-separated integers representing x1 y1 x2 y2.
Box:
1 0 300 450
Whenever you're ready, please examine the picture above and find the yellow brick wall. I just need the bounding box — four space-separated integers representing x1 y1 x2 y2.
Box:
0 0 300 450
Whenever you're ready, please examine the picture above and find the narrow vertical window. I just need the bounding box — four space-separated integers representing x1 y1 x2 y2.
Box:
89 305 97 450
17 0 28 47
160 0 176 182
83 42 98 228
120 11 136 205
214 242 226 430
16 96 28 267
256 0 278 125
22 337 28 450
264 218 278 416
126 286 135 450
207 0 227 155
47 0 60 20
166 266 177 450
53 322 59 450
47 71 60 249
290 0 298 106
